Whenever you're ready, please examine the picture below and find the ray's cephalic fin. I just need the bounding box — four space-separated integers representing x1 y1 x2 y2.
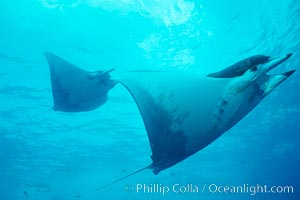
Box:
261 69 296 95
44 52 117 112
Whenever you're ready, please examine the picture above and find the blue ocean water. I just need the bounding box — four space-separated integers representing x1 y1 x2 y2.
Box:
0 0 299 199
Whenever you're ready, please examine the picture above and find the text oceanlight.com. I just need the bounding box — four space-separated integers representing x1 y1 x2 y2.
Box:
129 183 294 196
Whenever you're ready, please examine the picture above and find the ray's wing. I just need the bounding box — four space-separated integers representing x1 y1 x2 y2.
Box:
115 71 231 174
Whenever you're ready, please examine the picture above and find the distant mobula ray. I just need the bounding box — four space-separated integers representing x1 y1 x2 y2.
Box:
44 52 295 190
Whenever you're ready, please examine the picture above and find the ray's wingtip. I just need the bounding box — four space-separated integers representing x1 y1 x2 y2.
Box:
206 72 216 78
43 51 52 57
43 51 54 61
43 52 58 61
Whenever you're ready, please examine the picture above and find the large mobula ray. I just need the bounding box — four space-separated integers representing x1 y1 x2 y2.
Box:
44 52 295 190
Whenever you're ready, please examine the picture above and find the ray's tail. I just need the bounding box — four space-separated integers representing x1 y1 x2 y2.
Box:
95 164 152 191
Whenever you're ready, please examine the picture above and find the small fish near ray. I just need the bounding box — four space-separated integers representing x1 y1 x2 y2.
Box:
44 52 295 190
207 55 271 78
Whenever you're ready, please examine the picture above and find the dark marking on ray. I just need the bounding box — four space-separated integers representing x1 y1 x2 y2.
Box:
174 112 190 126
221 99 228 106
217 108 224 114
169 172 175 176
216 104 225 113
23 191 28 197
214 113 222 121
